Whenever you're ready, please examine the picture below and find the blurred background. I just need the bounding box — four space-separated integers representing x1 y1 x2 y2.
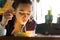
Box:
0 0 14 14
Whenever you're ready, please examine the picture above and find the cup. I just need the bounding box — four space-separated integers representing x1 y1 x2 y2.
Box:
0 26 6 36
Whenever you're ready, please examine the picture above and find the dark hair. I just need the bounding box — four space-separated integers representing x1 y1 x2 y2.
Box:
12 0 32 9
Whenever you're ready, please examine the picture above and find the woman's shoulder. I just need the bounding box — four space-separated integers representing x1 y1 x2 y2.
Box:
26 19 36 30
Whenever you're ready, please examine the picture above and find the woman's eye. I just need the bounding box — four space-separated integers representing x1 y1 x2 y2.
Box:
19 12 30 16
27 14 30 16
19 12 24 15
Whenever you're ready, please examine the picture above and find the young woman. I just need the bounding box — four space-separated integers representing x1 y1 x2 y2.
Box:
0 0 36 36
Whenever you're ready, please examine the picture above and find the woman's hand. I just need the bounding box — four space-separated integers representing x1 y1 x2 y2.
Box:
1 10 14 27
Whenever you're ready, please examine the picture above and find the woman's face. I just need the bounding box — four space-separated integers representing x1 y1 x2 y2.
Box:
15 4 31 25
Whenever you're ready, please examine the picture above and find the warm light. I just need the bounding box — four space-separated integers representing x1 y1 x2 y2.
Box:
0 0 13 14
25 31 35 37
15 31 35 37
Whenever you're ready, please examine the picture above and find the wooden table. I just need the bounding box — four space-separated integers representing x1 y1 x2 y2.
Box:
0 36 60 40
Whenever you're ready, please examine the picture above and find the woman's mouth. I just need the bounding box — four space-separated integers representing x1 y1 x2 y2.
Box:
23 20 27 22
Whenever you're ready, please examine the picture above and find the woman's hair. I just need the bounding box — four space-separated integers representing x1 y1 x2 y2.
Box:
12 0 32 9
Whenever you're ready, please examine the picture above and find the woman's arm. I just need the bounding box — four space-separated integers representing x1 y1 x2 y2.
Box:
0 10 14 36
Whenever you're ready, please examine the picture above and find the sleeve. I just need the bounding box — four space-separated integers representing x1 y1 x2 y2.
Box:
26 20 36 31
0 24 7 36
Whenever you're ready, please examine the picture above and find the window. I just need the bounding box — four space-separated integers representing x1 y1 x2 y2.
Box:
33 0 60 24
